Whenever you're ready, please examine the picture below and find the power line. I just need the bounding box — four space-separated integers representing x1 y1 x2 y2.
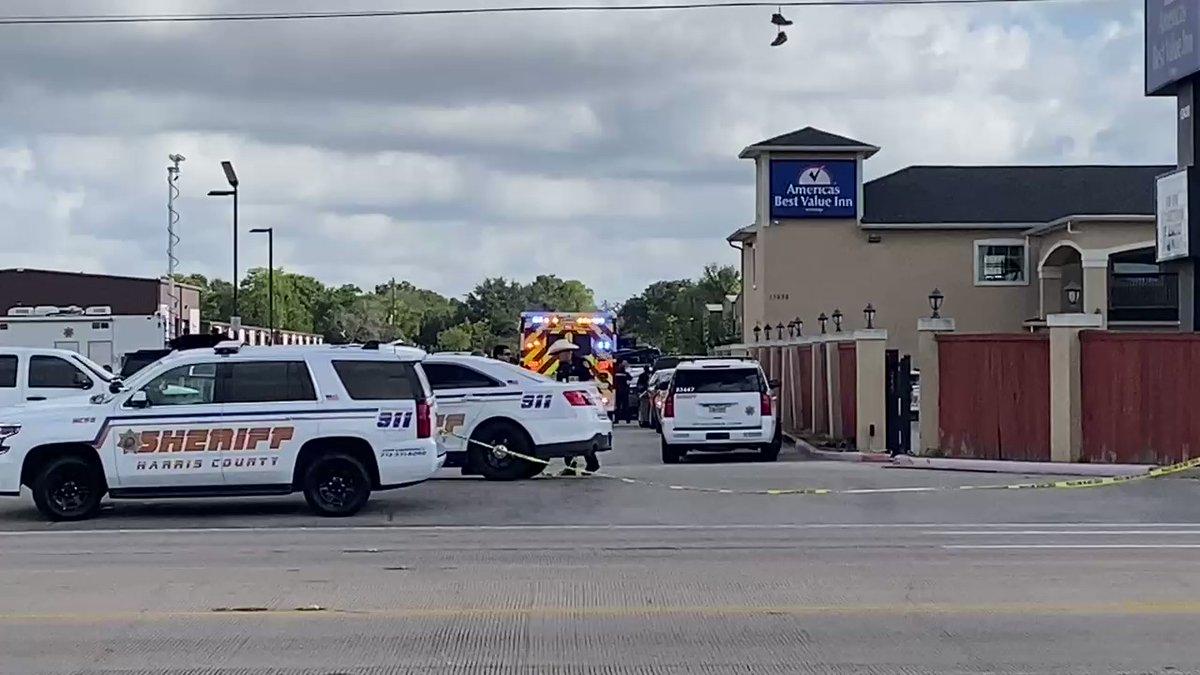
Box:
0 0 1112 27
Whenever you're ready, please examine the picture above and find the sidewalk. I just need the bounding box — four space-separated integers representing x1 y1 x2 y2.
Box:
787 433 1163 476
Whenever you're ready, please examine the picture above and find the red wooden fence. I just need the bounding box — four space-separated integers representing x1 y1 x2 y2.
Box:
1080 332 1200 464
937 334 1050 460
814 345 829 434
797 345 813 432
838 342 857 446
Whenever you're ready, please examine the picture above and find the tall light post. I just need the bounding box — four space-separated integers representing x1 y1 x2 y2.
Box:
250 227 275 343
207 160 240 324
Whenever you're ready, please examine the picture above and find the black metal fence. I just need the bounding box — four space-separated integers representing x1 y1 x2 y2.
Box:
1108 272 1179 322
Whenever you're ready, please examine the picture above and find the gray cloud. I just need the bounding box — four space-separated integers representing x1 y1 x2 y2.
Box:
0 0 1177 301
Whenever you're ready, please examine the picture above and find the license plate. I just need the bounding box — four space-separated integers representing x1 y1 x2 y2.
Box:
706 432 730 440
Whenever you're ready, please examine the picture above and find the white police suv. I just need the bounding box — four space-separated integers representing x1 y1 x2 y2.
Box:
423 353 613 480
658 358 782 464
0 341 444 521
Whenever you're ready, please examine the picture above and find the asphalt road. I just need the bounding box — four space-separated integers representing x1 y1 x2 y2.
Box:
3 426 1200 674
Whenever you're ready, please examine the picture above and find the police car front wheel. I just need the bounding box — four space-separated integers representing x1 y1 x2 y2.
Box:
31 455 105 522
302 452 372 517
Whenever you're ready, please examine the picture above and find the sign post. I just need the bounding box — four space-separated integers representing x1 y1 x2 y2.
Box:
1147 0 1200 330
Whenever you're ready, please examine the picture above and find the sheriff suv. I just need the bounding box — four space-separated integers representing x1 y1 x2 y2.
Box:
425 353 613 481
0 341 444 521
659 358 782 463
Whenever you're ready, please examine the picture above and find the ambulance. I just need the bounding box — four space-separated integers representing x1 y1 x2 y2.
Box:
518 311 618 416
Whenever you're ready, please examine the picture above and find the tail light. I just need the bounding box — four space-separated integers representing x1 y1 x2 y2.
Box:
760 391 772 416
563 390 592 407
416 399 432 438
663 393 675 418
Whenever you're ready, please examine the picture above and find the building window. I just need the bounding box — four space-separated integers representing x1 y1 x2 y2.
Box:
974 239 1028 286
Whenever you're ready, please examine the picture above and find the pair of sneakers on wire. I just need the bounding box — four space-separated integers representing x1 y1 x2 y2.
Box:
770 9 792 47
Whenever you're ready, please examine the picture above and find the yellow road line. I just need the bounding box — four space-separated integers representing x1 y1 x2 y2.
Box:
4 601 1200 623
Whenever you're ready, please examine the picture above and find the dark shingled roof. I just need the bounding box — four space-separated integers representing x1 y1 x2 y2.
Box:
739 127 879 159
861 165 1174 225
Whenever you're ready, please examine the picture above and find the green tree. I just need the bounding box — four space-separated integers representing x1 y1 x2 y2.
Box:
464 277 528 341
437 324 473 351
617 263 741 353
525 275 596 312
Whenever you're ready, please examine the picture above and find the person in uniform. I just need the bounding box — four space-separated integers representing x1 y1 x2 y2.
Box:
613 360 633 423
547 339 600 475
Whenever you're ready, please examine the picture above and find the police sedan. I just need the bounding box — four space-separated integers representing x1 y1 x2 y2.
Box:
424 353 613 480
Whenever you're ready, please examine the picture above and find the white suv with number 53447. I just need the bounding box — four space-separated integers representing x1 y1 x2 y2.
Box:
0 341 444 521
659 358 782 464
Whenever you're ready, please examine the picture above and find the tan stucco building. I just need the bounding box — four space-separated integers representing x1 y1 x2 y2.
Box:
728 127 1175 356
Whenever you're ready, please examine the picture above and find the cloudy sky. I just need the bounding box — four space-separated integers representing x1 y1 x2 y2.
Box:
0 0 1176 304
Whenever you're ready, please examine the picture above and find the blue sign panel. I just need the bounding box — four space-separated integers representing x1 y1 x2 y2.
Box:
769 159 857 219
1146 0 1200 96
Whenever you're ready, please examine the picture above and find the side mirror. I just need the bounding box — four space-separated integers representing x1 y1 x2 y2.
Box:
768 379 781 389
74 373 93 389
129 390 150 409
109 379 124 394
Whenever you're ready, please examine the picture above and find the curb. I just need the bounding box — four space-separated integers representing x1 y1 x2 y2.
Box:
785 433 893 463
891 454 1153 477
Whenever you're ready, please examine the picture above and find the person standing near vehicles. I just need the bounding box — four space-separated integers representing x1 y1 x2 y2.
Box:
613 360 633 424
492 344 514 363
547 339 600 475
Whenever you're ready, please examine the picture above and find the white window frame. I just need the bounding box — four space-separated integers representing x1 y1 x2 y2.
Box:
973 238 1029 287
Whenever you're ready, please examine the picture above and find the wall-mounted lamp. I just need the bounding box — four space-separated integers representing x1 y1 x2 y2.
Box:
1064 281 1082 308
817 312 828 334
863 303 876 330
831 308 843 332
753 323 762 342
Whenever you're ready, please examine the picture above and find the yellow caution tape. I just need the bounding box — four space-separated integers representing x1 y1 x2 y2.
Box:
441 431 1200 496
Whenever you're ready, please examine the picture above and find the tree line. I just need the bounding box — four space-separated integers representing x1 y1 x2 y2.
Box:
175 262 739 354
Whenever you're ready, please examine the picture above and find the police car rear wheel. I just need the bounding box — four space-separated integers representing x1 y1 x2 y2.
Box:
32 456 104 522
469 422 540 481
303 453 371 517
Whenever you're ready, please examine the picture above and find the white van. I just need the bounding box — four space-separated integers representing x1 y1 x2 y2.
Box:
0 347 114 408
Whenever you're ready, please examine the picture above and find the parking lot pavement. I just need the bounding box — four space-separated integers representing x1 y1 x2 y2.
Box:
3 427 1200 673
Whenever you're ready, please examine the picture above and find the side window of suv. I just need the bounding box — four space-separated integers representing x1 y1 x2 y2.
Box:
422 363 501 391
219 361 317 404
29 355 90 389
138 363 219 407
332 360 417 400
0 355 16 388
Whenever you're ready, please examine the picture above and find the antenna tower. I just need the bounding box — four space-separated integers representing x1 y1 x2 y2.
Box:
166 153 186 338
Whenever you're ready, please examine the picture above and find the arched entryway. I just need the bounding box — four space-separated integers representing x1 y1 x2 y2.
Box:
1038 242 1089 316
1038 241 1178 324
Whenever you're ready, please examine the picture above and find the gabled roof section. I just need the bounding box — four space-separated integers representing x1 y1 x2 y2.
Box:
860 165 1174 226
739 126 880 160
726 224 757 243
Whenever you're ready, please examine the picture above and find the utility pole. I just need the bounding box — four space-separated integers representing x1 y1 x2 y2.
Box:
390 277 397 328
250 228 275 343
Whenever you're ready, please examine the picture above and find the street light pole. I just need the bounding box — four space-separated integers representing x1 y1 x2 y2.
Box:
208 161 241 324
250 227 274 343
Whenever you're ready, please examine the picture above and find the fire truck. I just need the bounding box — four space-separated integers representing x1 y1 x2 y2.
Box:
519 311 618 415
